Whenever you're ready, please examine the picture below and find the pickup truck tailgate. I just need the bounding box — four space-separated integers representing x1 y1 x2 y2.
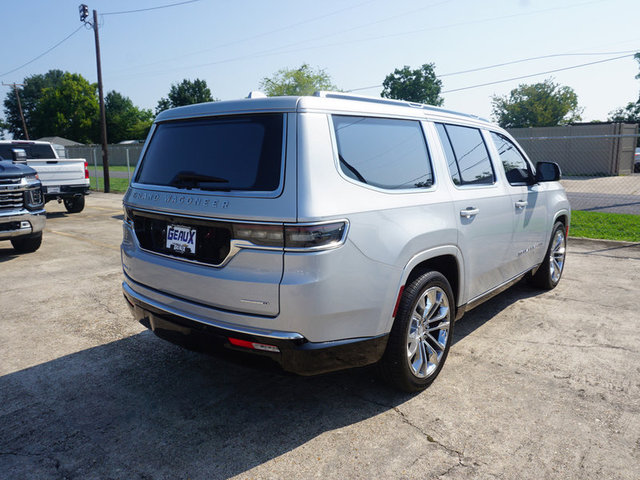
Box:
27 159 88 187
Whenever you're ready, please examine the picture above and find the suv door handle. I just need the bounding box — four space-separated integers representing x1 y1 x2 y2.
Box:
515 200 528 209
460 207 480 218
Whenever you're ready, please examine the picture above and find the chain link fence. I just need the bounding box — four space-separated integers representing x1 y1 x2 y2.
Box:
510 123 639 215
65 144 144 191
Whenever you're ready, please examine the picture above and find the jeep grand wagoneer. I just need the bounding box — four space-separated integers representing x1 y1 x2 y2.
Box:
121 92 569 392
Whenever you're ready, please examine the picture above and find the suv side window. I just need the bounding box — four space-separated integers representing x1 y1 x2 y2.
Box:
332 115 433 190
435 123 495 186
490 132 533 185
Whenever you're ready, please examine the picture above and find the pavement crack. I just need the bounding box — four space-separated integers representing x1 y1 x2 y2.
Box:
347 392 475 473
392 407 467 463
472 336 637 354
513 339 637 354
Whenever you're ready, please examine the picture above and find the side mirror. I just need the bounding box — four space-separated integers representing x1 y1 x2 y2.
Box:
12 148 28 164
535 162 561 183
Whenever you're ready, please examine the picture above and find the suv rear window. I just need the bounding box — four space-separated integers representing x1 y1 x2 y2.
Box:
136 114 284 192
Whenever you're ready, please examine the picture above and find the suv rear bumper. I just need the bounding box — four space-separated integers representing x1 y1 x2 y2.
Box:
123 280 388 376
0 209 46 240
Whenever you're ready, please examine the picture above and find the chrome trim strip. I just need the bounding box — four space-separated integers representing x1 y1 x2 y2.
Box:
122 280 304 341
126 205 285 225
465 267 539 311
125 209 350 266
135 238 279 269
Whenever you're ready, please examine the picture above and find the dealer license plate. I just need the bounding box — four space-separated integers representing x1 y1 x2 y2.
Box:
166 224 197 255
47 186 60 194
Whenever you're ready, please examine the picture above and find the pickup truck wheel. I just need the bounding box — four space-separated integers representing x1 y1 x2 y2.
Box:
379 271 454 392
63 195 85 213
529 221 566 290
11 232 42 253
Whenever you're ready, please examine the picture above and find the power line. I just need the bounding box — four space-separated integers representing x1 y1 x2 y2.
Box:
441 54 635 93
107 0 607 82
438 50 639 77
0 25 84 78
107 0 379 75
346 50 639 92
102 0 201 16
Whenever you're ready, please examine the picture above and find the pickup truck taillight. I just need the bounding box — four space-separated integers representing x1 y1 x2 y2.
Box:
84 161 89 179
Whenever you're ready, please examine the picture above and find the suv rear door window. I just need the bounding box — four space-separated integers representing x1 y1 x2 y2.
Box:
436 123 495 186
332 115 433 190
136 114 284 192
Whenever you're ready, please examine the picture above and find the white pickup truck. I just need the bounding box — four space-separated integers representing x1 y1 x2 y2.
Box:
0 140 90 213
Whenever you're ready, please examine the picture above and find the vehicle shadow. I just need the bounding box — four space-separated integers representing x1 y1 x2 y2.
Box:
0 245 19 261
453 280 544 345
46 211 68 219
0 333 411 479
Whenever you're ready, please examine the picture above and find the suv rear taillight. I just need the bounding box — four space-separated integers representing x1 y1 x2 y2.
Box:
232 221 347 250
284 222 346 250
232 223 284 247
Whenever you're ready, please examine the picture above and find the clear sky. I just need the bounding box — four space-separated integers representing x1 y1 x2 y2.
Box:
1 0 639 125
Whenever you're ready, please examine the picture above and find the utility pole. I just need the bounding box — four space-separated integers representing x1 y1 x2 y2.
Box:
2 82 29 139
80 4 110 192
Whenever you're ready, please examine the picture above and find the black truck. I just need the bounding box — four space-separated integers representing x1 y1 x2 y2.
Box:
0 158 46 253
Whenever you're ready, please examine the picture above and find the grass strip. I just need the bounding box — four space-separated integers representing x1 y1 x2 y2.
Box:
89 176 130 193
570 210 640 242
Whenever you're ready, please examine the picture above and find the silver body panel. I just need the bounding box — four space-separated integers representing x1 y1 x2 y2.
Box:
122 94 570 344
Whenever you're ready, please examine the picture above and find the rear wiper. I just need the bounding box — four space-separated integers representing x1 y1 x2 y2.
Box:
170 171 230 190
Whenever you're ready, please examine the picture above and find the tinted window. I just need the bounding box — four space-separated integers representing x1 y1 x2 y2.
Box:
332 115 433 190
136 114 284 192
436 123 494 186
0 144 56 160
490 132 532 185
435 124 461 185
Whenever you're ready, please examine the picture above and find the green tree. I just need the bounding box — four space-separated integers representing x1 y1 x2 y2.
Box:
608 52 640 123
2 69 65 139
156 78 214 114
106 91 153 143
259 63 338 96
381 63 443 106
35 72 99 143
491 78 583 128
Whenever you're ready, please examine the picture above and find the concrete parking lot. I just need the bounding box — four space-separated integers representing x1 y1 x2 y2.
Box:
1 193 639 480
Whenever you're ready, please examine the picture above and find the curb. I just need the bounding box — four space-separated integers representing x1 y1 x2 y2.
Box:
568 236 640 249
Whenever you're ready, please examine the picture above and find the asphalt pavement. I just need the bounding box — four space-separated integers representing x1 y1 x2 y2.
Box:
567 192 640 214
1 193 638 479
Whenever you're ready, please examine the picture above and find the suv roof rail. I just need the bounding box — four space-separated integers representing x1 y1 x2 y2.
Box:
313 91 489 123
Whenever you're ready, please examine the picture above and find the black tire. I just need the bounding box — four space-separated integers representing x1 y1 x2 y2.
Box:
11 232 42 253
64 195 85 213
528 221 566 290
379 271 455 392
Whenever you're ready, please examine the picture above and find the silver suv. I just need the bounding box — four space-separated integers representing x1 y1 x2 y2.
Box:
121 92 570 392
